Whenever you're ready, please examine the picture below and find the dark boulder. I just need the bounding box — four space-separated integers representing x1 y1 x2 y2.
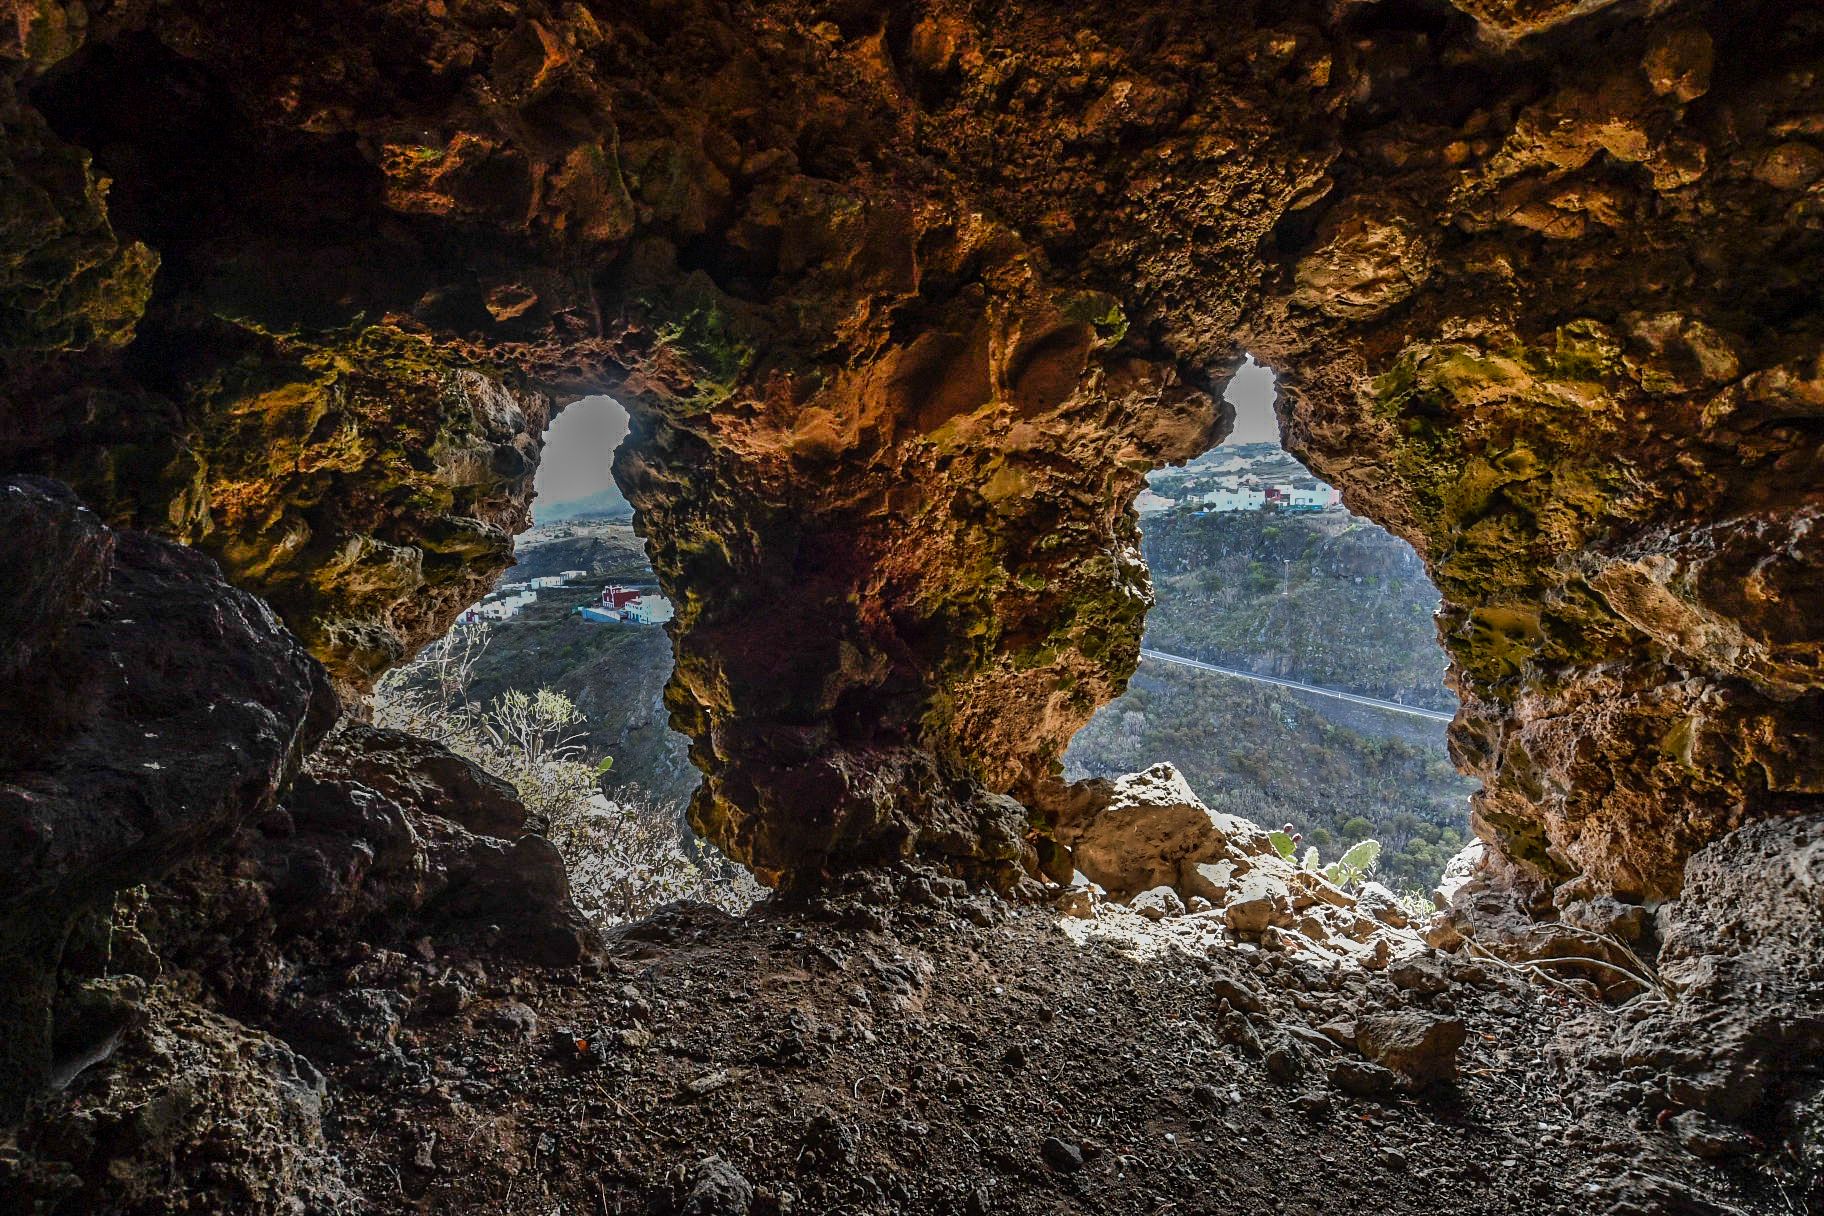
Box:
0 476 335 1123
150 720 594 1007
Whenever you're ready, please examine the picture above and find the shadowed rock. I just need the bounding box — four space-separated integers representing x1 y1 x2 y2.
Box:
0 476 334 1123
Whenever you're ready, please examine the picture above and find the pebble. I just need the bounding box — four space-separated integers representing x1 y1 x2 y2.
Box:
1040 1137 1084 1173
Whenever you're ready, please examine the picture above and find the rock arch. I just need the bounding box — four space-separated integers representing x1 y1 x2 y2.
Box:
2 0 1818 908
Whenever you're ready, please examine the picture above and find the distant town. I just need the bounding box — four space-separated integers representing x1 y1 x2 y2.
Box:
1138 441 1342 515
459 572 672 627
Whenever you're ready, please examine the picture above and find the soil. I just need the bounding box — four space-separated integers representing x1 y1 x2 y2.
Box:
312 889 1785 1216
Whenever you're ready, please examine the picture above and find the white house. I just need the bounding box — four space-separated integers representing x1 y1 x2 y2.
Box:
468 588 538 622
528 575 565 589
558 569 587 580
1285 485 1341 511
629 594 673 625
1200 487 1266 512
1135 489 1176 514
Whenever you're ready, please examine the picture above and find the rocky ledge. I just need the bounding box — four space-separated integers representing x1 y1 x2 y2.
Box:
0 0 1817 901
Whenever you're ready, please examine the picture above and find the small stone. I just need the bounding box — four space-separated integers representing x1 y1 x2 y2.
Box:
1387 955 1448 996
489 1000 540 1040
1040 1137 1084 1173
680 1154 752 1216
1327 1058 1401 1098
423 976 471 1017
1208 976 1265 1013
1294 1091 1332 1118
1669 1110 1755 1161
1264 1043 1304 1082
1355 1010 1466 1089
1130 885 1185 920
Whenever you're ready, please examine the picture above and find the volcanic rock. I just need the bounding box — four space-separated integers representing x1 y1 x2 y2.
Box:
6 989 354 1214
0 477 333 1121
1355 1010 1467 1090
1061 764 1274 899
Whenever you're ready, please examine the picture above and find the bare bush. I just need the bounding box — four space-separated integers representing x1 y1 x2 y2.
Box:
374 623 758 927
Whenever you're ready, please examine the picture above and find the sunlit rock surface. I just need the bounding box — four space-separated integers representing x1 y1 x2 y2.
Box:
0 0 1818 902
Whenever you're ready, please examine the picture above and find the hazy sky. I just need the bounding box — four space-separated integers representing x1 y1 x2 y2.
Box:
1222 356 1280 445
536 395 628 504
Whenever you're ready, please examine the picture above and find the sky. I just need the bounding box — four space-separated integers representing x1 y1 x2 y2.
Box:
534 358 1280 505
1222 356 1280 445
535 395 628 504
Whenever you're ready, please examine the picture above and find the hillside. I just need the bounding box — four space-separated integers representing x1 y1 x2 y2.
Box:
530 485 633 525
460 597 696 807
400 522 698 807
1065 503 1472 892
1064 662 1474 893
502 519 652 583
1140 507 1452 711
455 506 1473 891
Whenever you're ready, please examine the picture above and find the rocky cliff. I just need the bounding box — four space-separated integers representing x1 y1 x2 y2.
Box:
0 0 1821 1124
5 0 1817 903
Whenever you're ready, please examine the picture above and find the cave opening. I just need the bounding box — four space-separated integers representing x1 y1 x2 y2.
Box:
372 394 756 929
1066 357 1477 902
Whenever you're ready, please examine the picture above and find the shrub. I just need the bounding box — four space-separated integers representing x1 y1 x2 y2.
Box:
375 623 759 927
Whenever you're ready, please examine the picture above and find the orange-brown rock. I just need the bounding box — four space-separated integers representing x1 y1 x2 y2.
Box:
0 0 1818 901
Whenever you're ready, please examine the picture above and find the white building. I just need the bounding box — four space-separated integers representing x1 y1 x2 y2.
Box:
558 569 587 580
468 588 538 622
1135 489 1176 514
1285 485 1341 511
528 575 565 589
1200 487 1266 512
629 594 673 625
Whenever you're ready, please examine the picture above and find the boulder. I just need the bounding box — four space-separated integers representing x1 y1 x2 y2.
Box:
1130 885 1185 920
1432 840 1487 910
1387 955 1449 996
1559 814 1824 1155
1225 870 1295 936
1355 883 1409 928
152 722 596 1000
5 989 356 1213
1063 764 1272 899
1181 858 1239 905
302 725 527 839
1355 1010 1466 1089
0 478 335 1122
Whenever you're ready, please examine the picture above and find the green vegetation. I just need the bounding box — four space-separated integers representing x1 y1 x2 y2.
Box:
1268 832 1382 890
1069 503 1475 892
1140 507 1452 712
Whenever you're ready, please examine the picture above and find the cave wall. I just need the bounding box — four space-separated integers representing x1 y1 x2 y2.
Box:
1 0 1818 897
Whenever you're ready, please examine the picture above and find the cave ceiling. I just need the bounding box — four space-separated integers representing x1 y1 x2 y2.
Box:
1 0 1820 898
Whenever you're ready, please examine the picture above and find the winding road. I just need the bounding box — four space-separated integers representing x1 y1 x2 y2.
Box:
1137 648 1456 723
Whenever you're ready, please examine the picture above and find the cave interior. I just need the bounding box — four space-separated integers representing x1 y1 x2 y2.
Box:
1 0 1821 1211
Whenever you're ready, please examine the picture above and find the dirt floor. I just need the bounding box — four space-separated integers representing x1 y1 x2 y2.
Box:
307 886 1789 1216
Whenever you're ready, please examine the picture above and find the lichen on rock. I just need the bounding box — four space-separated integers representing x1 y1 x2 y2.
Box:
0 0 1818 908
